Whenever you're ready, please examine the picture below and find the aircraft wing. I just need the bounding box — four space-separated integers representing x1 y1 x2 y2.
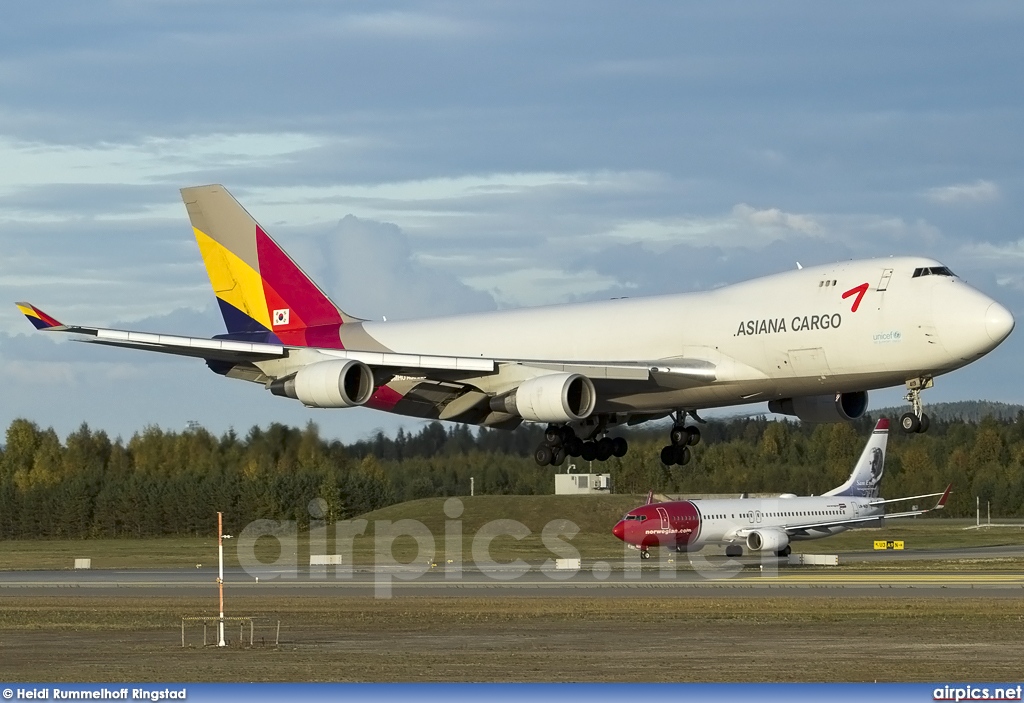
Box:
782 484 951 534
17 302 499 371
16 302 718 381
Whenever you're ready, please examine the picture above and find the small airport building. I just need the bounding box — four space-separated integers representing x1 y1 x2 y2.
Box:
554 470 612 495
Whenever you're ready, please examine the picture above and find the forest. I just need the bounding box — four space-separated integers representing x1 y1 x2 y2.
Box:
1 403 1023 538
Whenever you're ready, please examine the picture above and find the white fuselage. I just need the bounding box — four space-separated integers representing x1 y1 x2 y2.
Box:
344 256 1012 413
693 495 879 546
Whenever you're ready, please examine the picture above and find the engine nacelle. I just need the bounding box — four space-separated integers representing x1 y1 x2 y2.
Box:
767 391 868 423
491 372 596 423
269 360 375 409
745 529 790 553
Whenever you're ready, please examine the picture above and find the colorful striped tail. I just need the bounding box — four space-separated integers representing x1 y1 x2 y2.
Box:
180 185 358 348
16 302 64 330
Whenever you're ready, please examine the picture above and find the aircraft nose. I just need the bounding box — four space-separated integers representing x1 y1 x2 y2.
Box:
933 283 1013 361
985 301 1014 343
612 521 625 541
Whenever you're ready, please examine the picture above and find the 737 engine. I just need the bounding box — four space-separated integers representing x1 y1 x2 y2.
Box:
745 529 790 553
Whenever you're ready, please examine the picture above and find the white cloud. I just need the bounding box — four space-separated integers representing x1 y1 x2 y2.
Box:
336 11 481 39
591 204 823 253
463 268 627 308
293 215 496 321
732 203 823 236
0 133 325 192
924 180 1000 205
960 239 1024 262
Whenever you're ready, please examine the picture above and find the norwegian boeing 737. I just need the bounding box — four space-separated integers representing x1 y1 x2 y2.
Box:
17 185 1013 466
613 418 951 558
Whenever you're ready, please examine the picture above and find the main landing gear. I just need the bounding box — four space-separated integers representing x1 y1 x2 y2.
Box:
900 377 932 434
660 411 701 466
533 424 628 467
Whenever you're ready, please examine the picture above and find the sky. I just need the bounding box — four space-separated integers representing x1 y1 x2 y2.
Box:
1 1 1022 444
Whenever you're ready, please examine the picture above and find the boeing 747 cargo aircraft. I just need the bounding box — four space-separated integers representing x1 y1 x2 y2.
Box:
613 418 950 558
18 186 1013 466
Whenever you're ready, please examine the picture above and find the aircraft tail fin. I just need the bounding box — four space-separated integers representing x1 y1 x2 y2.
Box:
824 418 889 498
16 302 64 330
181 185 360 348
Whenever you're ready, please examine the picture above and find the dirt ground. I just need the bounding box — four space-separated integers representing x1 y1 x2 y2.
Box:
1 595 1022 682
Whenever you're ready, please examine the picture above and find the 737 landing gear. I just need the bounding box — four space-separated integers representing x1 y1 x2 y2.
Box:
640 549 651 560
900 377 933 434
534 425 628 466
661 411 701 466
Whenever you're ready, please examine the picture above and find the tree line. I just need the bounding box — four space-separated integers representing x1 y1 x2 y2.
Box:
1 409 1022 539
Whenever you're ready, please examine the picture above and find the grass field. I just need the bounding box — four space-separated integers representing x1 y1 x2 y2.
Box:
1 495 1022 571
1 594 1023 682
2 495 1022 683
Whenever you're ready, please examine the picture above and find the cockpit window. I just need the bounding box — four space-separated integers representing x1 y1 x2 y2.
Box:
912 266 956 278
623 514 647 521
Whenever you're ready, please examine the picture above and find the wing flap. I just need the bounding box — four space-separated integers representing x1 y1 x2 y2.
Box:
319 349 494 373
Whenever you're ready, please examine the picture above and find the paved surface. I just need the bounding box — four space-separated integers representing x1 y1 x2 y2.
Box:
2 544 1022 597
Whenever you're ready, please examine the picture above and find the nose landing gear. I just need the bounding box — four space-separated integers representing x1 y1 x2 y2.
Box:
900 378 933 434
661 410 702 466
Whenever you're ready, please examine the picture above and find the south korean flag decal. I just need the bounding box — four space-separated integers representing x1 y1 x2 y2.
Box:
272 308 290 327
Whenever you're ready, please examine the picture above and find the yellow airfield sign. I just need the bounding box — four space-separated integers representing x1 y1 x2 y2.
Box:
874 540 905 550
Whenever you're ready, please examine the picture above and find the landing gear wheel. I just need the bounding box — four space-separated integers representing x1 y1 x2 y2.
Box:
581 442 597 461
661 445 690 466
596 437 614 461
670 425 689 446
534 444 554 466
725 545 743 558
611 437 628 458
544 425 562 445
565 437 584 457
776 546 792 557
903 378 933 434
640 550 651 560
686 426 701 446
900 412 920 434
551 448 566 466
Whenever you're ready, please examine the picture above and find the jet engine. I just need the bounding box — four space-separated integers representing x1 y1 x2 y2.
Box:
269 360 375 409
745 529 790 553
490 372 596 423
767 391 868 423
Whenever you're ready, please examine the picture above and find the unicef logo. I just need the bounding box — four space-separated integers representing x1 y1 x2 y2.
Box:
872 330 903 343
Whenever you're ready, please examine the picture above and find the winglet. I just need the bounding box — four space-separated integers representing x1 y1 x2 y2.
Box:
15 302 64 330
645 490 655 505
935 484 952 510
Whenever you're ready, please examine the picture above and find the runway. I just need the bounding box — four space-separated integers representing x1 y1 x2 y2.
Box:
2 543 1022 597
